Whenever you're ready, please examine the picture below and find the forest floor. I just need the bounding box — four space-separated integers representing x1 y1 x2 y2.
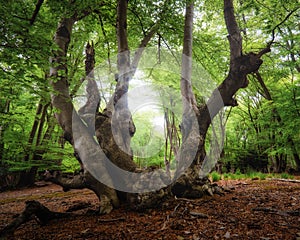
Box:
1 179 300 240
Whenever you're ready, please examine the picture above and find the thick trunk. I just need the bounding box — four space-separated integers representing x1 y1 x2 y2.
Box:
78 42 100 131
172 0 271 197
110 0 134 155
180 1 197 111
172 0 204 197
50 18 75 144
48 18 120 210
47 0 274 212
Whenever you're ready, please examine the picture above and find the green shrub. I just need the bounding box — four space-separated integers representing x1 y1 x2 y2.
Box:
227 173 237 180
280 173 294 179
211 171 221 182
235 168 241 175
223 173 229 179
258 172 266 180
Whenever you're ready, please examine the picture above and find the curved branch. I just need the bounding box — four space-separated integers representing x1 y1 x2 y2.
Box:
224 0 242 61
131 0 171 74
131 24 159 72
269 7 299 46
158 33 181 66
257 7 299 58
29 0 44 26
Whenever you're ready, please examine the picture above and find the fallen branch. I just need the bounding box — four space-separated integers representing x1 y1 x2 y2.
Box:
0 200 73 238
267 178 300 183
98 217 126 223
252 207 300 217
189 211 209 219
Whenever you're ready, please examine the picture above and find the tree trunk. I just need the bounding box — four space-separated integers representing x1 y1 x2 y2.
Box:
46 2 160 207
49 17 75 144
48 17 122 210
0 99 10 163
18 101 44 187
172 0 271 197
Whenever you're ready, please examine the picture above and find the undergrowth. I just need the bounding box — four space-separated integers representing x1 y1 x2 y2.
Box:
209 171 295 182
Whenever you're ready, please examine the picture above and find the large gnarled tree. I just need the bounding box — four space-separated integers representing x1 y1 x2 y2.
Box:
44 0 295 209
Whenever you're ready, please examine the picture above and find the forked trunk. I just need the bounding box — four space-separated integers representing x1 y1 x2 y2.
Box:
172 0 271 198
48 0 274 211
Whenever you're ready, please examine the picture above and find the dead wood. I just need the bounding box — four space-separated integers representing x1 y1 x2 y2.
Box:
0 200 73 238
252 207 300 217
267 178 300 183
189 211 209 218
98 217 125 223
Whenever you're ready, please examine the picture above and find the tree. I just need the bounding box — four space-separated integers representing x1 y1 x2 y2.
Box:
46 0 289 210
220 0 300 174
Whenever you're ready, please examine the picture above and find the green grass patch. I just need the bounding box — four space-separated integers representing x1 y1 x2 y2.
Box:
280 172 294 179
210 171 295 181
211 171 221 182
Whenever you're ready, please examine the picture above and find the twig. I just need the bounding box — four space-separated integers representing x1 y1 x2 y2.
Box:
189 211 209 219
160 215 170 231
98 217 126 223
171 203 181 216
29 0 44 25
269 8 299 45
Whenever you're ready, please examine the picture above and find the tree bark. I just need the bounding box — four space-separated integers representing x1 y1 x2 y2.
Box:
47 0 164 210
172 0 205 197
172 0 271 197
50 17 75 144
48 17 121 210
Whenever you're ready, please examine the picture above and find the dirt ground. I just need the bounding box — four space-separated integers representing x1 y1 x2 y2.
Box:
0 179 300 240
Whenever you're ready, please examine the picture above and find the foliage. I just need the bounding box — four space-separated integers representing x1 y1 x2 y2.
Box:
211 171 221 182
131 111 165 168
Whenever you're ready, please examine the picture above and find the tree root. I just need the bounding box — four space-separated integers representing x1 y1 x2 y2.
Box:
0 200 73 238
171 176 224 198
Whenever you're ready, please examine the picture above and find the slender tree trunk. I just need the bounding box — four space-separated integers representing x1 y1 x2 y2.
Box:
164 106 180 176
24 101 43 162
18 101 44 187
112 0 134 154
0 99 10 163
36 103 50 146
